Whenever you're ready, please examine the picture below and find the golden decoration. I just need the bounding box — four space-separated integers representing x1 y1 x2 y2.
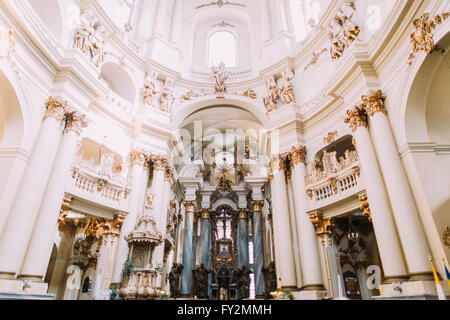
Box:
145 194 155 210
64 111 88 136
408 12 450 66
44 96 67 122
304 48 328 71
129 150 150 167
344 105 368 132
200 208 211 220
306 189 313 200
359 194 372 222
324 131 338 145
443 225 450 249
184 201 197 213
238 208 249 220
251 200 265 212
363 90 387 117
289 146 307 166
310 212 335 243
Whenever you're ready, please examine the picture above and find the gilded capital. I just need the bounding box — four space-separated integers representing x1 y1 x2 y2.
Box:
200 208 211 220
152 154 168 172
165 166 174 181
251 200 265 212
44 96 67 122
184 201 197 213
344 105 368 132
359 194 372 222
270 155 287 173
362 90 387 117
238 208 249 219
64 111 88 136
289 146 307 166
130 150 149 167
310 212 335 243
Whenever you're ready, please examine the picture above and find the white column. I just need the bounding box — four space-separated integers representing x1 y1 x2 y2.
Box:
169 0 183 44
290 147 325 290
150 155 170 287
345 106 408 281
0 97 66 279
111 150 149 284
153 0 169 37
365 91 432 279
270 156 297 290
19 112 88 281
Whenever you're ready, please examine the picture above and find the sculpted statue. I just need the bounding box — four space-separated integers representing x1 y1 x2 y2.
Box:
237 266 251 299
210 62 229 98
169 263 183 299
192 263 210 298
329 32 346 60
75 12 96 54
263 262 277 299
336 2 359 43
280 69 296 105
160 80 175 113
263 77 279 113
142 80 157 106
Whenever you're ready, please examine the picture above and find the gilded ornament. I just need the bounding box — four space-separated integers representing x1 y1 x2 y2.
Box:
310 212 335 243
44 96 67 122
344 105 368 132
184 201 197 212
238 208 249 219
64 111 88 136
324 131 338 145
443 225 450 249
289 146 307 166
362 90 387 116
251 200 265 212
359 194 372 222
200 208 211 220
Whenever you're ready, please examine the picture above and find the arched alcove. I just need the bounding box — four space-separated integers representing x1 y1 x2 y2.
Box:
100 62 136 104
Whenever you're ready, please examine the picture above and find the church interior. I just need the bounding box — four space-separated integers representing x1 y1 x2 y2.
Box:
0 0 449 301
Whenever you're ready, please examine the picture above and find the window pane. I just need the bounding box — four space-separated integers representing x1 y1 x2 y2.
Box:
208 31 237 67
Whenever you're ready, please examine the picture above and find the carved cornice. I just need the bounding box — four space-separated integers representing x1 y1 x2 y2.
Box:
64 111 88 136
363 90 387 117
344 105 368 132
289 146 307 166
44 96 67 122
250 200 265 212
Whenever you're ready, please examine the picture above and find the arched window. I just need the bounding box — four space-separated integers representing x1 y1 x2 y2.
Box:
208 31 237 68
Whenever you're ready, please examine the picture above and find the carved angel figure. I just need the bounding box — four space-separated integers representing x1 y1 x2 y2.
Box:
280 70 296 105
263 77 279 113
329 32 346 60
210 62 229 98
411 13 436 54
142 80 157 106
160 81 175 113
74 12 96 54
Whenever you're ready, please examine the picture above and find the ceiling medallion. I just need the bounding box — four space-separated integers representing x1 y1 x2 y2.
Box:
196 1 246 10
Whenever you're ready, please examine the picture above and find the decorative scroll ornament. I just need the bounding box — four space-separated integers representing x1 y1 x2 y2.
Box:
362 90 387 116
145 194 155 210
141 80 157 106
408 12 450 66
344 105 368 132
310 212 335 244
304 48 328 71
443 225 450 249
151 154 168 172
289 146 307 166
196 0 246 9
359 194 372 222
45 97 67 122
64 111 88 136
241 88 257 99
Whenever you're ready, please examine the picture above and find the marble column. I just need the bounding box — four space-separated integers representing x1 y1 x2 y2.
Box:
0 97 66 279
289 146 325 291
149 155 170 287
199 209 212 268
180 201 196 296
237 209 250 269
363 90 432 279
19 111 88 281
270 155 297 290
344 106 408 281
111 150 150 284
251 200 266 298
